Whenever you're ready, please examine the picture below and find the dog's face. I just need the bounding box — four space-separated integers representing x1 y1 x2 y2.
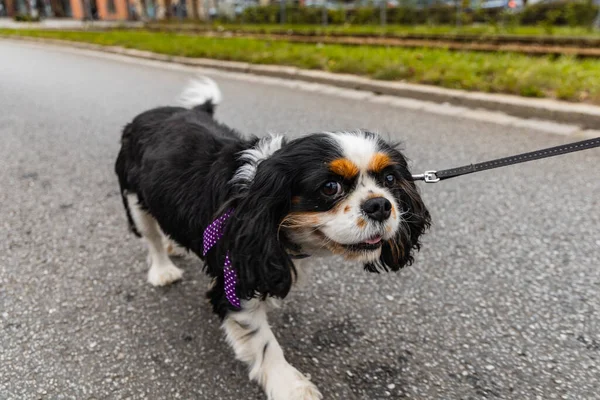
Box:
281 131 430 268
225 131 430 299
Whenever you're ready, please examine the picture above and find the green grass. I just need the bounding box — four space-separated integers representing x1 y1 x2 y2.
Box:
155 22 600 38
3 29 600 103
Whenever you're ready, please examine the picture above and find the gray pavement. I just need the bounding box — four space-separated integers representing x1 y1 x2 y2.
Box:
1 39 599 400
0 18 143 30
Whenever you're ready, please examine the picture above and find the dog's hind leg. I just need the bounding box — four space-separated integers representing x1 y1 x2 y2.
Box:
126 194 184 286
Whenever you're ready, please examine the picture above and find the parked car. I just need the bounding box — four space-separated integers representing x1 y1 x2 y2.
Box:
303 0 346 9
411 0 524 9
475 0 524 10
347 0 400 8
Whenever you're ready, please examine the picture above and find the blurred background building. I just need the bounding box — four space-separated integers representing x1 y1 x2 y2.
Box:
0 0 227 19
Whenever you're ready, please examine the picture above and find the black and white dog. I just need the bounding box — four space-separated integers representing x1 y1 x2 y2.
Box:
115 77 431 399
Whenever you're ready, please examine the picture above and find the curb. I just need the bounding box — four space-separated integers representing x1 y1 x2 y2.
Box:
4 35 600 129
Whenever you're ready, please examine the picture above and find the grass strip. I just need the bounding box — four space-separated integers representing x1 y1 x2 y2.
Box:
2 29 600 103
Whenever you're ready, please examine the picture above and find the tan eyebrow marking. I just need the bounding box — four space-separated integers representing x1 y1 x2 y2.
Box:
369 153 396 173
329 158 359 179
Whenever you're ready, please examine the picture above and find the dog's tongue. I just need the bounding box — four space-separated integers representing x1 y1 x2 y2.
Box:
364 236 382 245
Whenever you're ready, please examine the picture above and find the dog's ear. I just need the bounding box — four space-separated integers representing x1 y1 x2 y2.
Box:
367 176 431 273
223 156 295 300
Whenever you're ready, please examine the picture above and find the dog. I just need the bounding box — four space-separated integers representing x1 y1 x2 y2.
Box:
115 77 431 400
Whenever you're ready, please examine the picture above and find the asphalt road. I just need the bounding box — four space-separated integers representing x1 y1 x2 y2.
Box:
1 40 599 400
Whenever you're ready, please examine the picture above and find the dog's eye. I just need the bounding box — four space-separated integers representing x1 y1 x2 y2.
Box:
322 181 342 197
384 174 396 187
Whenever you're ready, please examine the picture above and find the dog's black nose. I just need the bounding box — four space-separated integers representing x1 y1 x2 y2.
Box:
361 197 392 222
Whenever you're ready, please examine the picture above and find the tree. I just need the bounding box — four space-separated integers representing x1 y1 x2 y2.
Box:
138 0 148 19
164 0 172 18
190 0 199 19
49 0 65 17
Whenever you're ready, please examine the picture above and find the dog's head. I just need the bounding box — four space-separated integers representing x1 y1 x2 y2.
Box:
224 131 430 300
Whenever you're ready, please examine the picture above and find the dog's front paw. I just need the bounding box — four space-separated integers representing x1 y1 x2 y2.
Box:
267 367 322 400
147 262 183 286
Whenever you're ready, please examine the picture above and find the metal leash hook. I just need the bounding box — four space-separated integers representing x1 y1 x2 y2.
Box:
412 171 440 183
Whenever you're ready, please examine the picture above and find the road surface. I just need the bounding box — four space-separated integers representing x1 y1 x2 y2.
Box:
1 39 599 400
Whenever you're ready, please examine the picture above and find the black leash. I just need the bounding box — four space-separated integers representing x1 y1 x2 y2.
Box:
412 137 600 183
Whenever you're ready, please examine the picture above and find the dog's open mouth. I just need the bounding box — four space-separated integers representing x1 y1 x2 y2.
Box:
313 230 384 254
342 235 383 252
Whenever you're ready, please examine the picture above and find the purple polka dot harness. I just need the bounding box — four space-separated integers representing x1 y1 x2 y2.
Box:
202 209 240 308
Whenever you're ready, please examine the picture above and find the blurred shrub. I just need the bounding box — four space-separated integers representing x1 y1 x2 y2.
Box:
239 4 459 25
14 14 41 22
519 0 597 26
237 1 598 27
541 9 561 34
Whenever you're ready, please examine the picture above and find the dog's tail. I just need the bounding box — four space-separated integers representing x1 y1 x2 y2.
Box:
178 77 222 116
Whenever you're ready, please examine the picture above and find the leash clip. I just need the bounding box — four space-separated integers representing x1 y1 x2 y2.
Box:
413 170 440 183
